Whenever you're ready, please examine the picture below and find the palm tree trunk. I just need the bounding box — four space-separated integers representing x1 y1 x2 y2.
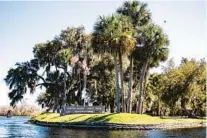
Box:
83 59 87 106
137 59 148 114
119 51 125 112
61 64 67 116
79 72 82 105
127 55 133 113
141 69 149 114
55 96 58 113
114 53 120 113
83 71 87 106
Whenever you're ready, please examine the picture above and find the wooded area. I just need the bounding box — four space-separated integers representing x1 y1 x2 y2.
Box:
4 1 206 116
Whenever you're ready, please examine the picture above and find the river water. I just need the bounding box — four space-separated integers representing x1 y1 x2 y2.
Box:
0 116 206 138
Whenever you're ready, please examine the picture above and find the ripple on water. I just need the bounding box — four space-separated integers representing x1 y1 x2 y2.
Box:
0 116 206 138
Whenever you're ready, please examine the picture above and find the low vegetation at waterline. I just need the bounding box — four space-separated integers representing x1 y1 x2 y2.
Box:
33 113 206 125
0 105 41 116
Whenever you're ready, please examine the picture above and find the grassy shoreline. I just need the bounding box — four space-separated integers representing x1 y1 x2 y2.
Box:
33 113 206 125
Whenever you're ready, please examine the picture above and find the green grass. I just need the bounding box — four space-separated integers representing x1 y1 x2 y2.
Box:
33 113 206 125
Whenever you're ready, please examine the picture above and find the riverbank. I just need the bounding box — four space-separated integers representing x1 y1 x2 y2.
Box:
0 105 41 116
31 113 206 130
0 113 40 117
1 116 205 138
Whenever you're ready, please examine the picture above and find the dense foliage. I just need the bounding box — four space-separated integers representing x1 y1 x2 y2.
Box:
144 58 206 116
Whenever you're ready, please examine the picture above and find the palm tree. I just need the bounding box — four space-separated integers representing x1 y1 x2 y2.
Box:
135 23 169 114
92 14 135 112
117 0 151 113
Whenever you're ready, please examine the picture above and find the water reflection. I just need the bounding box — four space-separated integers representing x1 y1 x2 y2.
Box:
48 128 148 138
0 116 206 138
148 127 206 138
47 128 206 138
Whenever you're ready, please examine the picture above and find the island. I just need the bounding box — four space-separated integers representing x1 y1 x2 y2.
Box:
31 113 206 130
3 0 206 133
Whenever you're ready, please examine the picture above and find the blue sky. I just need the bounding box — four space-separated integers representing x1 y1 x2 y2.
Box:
0 1 206 106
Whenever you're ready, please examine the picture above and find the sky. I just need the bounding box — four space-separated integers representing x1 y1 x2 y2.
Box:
0 1 206 106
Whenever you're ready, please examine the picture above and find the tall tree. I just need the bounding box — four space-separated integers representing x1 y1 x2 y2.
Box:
92 14 135 112
135 23 169 114
117 0 151 113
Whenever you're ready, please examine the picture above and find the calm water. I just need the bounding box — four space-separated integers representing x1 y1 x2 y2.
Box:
0 116 206 138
